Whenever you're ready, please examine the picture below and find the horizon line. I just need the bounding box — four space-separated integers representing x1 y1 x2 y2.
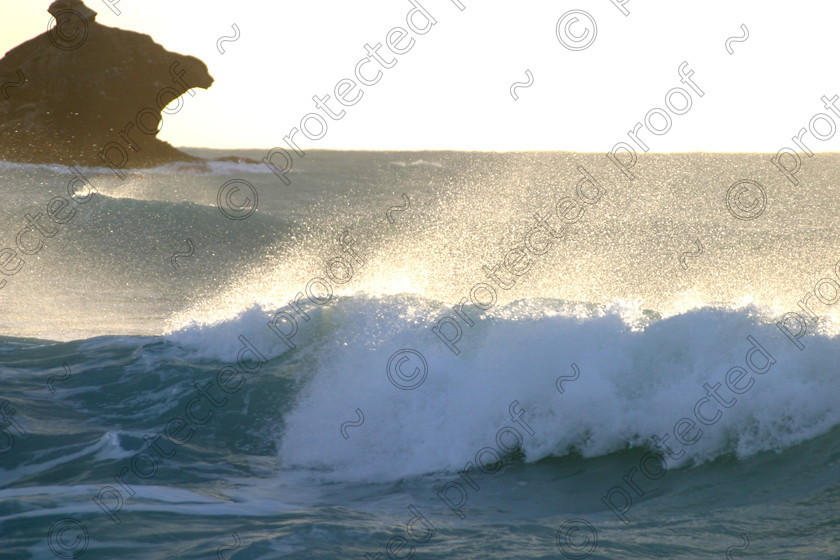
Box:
179 147 840 155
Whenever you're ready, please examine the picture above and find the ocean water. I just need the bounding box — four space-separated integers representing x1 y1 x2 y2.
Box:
0 150 839 559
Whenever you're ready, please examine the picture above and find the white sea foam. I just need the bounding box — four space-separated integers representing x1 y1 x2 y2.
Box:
259 301 840 480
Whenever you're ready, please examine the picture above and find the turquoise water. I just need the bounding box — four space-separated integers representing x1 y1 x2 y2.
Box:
1 151 839 558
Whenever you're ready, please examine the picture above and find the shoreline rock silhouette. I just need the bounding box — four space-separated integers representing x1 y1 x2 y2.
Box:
0 1 241 170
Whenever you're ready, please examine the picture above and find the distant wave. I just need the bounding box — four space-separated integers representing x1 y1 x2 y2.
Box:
388 159 445 168
0 157 291 177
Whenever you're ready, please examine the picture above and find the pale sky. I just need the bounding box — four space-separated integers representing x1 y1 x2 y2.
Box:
1 0 839 152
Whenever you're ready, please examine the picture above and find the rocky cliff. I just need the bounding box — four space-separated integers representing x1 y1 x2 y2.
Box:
0 0 214 168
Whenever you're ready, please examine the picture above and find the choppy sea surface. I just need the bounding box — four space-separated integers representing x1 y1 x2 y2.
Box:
1 150 839 559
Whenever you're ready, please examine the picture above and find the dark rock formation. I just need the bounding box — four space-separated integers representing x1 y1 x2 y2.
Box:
0 0 214 169
213 155 260 164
